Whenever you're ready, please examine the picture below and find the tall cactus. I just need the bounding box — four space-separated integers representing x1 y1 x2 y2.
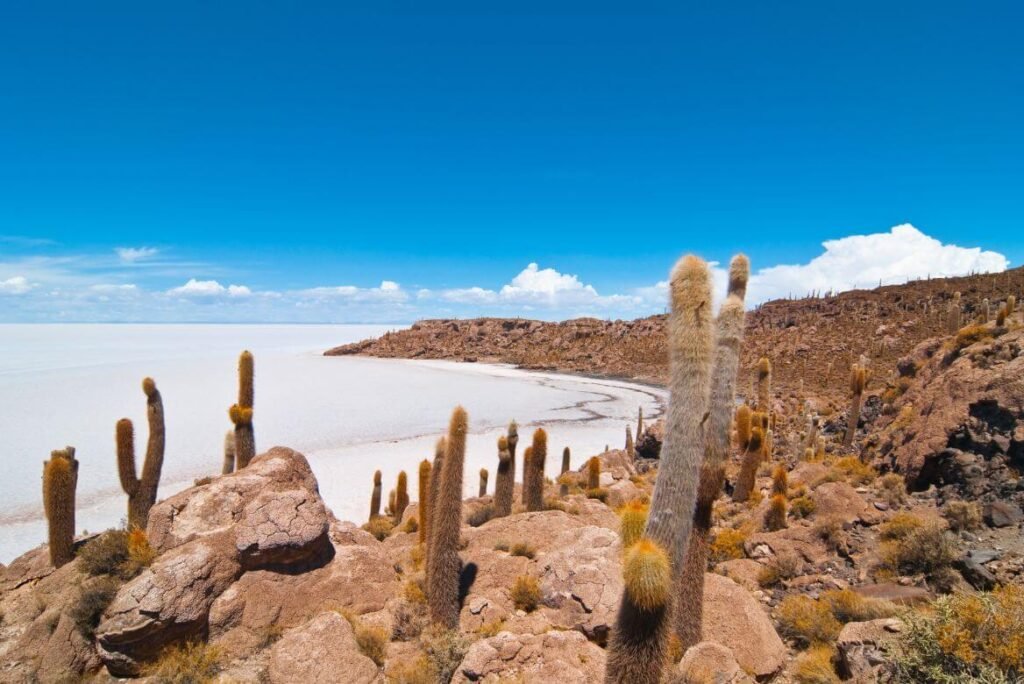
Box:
43 447 78 568
675 254 747 649
418 460 430 545
606 255 714 684
947 292 962 333
507 420 519 462
559 447 571 497
636 407 644 442
756 357 771 414
222 430 235 475
587 456 601 490
525 429 547 512
478 468 488 498
425 437 446 573
394 471 410 524
843 364 868 447
493 435 514 517
230 350 255 469
625 425 634 458
733 426 765 504
427 406 467 629
736 404 752 450
116 377 166 531
370 470 382 521
521 446 534 506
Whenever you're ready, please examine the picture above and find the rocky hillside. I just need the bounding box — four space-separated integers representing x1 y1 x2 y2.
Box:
328 266 1024 405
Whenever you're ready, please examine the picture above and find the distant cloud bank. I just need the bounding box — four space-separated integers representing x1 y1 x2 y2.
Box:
0 224 1010 322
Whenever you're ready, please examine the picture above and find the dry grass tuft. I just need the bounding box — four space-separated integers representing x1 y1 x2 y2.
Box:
143 642 222 683
510 575 541 612
777 595 842 647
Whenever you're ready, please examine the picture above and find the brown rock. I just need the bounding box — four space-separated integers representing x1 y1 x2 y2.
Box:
702 573 786 677
837 618 903 680
715 558 766 592
452 629 605 683
853 583 931 606
671 641 754 684
234 487 330 569
268 612 384 684
811 482 872 524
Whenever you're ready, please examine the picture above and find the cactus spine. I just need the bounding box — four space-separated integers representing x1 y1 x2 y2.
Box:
418 459 430 545
43 447 78 568
116 377 166 531
493 435 514 517
394 471 409 524
370 470 382 521
222 430 235 475
523 429 547 511
559 447 571 497
843 364 868 447
606 256 714 684
675 254 747 650
427 406 467 629
230 350 255 469
478 468 488 497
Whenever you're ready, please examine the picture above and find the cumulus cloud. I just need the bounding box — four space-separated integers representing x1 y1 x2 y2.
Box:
0 276 31 294
116 247 159 263
297 281 409 303
168 279 252 297
744 224 1008 303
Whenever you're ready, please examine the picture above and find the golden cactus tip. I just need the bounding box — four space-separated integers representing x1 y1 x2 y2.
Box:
478 468 489 498
622 538 671 612
619 501 649 549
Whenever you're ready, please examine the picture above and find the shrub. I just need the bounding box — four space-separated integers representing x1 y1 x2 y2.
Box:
790 496 816 519
387 654 434 684
879 512 924 541
821 589 897 623
509 542 536 559
392 601 426 641
875 473 908 507
70 577 120 638
493 540 510 552
814 516 846 552
758 553 801 588
466 504 494 528
944 500 983 532
953 324 994 352
585 487 608 502
708 528 747 563
476 619 506 638
777 595 842 647
421 626 469 684
510 575 541 612
765 494 788 531
77 529 130 577
403 578 427 604
364 516 394 541
143 642 221 683
829 457 877 485
402 517 419 533
793 645 840 684
353 621 388 667
880 519 959 577
892 585 1024 682
125 528 156 575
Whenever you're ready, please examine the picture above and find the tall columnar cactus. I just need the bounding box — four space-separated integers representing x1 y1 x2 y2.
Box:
478 468 488 497
427 406 467 629
733 427 764 502
526 428 547 511
493 435 514 517
625 425 634 458
230 350 255 469
983 298 991 322
222 430 236 475
394 471 410 524
804 415 820 451
116 377 166 531
388 490 396 517
559 447 571 497
418 459 430 545
606 255 714 684
756 357 771 414
507 420 519 462
736 404 752 450
370 470 382 521
43 447 78 568
947 292 962 333
521 446 534 505
843 364 868 447
636 407 644 443
675 254 747 649
587 456 601 490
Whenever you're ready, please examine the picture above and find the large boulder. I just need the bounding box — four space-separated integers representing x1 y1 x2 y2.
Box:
671 642 754 684
453 629 605 683
811 482 874 524
268 611 383 684
702 573 787 678
836 618 903 680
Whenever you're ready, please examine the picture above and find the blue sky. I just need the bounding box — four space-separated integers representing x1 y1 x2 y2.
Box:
1 2 1020 322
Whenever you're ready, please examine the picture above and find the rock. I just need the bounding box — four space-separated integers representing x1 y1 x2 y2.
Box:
605 479 643 508
714 558 765 592
955 556 998 590
853 583 931 606
811 482 873 524
836 618 903 680
702 573 786 678
234 487 330 570
984 501 1023 528
97 538 241 676
268 612 383 684
671 642 754 684
968 548 1003 564
452 629 605 683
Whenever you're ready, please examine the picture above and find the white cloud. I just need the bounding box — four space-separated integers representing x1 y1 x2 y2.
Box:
90 284 138 293
116 247 159 263
0 276 31 294
168 279 252 297
298 281 408 303
743 224 1008 303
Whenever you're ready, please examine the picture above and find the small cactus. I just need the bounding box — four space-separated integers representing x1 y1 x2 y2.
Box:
732 427 764 502
559 447 571 497
394 471 409 524
525 429 547 512
736 405 752 450
229 350 256 469
619 501 649 549
427 406 468 629
756 357 771 414
764 494 788 531
43 447 78 568
587 456 601 490
370 470 382 521
947 292 962 333
116 377 166 531
418 459 430 545
493 435 514 517
636 407 644 443
771 465 788 496
478 468 488 498
507 421 519 461
521 446 534 505
843 364 868 447
625 425 634 459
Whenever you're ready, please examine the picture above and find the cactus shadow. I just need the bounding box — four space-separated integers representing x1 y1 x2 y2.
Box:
458 561 478 606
